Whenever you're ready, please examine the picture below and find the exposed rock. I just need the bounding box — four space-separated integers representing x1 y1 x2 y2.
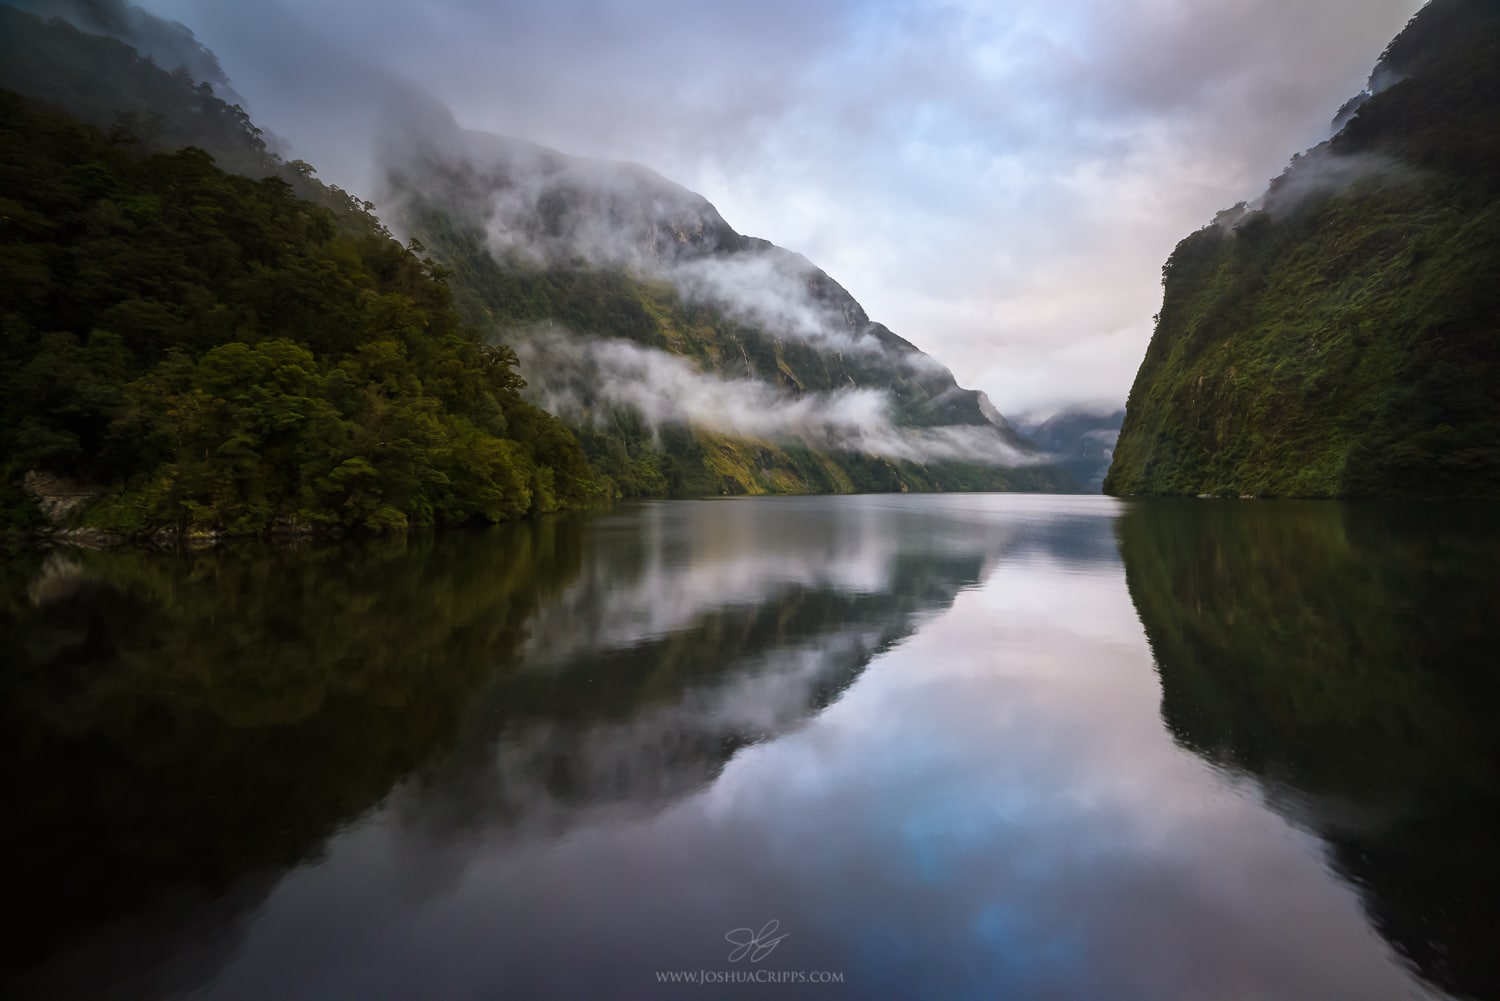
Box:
21 470 96 523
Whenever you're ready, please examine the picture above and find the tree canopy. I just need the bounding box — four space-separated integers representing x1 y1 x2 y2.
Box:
0 90 607 535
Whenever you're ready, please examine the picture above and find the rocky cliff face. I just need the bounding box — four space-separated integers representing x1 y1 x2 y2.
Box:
1106 0 1500 499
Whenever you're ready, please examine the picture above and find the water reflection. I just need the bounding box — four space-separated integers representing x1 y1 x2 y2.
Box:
399 497 1101 837
1120 500 1500 1000
4 495 1495 1000
3 496 1080 998
0 523 582 994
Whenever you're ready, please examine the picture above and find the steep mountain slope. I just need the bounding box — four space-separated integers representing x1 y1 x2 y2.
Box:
0 4 379 223
1106 0 1500 498
1017 406 1124 492
3 1 1076 502
0 88 606 534
386 129 1076 496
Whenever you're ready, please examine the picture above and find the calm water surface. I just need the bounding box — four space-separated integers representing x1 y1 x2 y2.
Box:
3 494 1498 1000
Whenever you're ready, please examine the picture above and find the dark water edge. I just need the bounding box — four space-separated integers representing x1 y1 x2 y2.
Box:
2 495 1498 1000
0 519 587 977
1119 499 1500 1001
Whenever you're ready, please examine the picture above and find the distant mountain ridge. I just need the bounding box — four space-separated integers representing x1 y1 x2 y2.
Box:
1106 0 1500 499
1017 407 1124 492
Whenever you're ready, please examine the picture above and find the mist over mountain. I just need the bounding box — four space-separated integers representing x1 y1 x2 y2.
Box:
0 4 621 535
0 0 1077 532
9 0 242 104
0 3 381 219
1106 0 1500 499
382 119 1072 494
1016 407 1125 493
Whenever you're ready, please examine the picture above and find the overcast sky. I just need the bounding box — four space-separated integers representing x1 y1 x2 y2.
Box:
141 0 1424 418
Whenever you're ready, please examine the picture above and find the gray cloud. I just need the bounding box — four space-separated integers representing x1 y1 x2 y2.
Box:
138 0 1426 417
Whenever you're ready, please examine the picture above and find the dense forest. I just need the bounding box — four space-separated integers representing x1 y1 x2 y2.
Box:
0 4 1074 537
0 86 606 536
1106 0 1500 498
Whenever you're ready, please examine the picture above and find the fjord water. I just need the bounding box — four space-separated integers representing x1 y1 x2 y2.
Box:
4 496 1498 1000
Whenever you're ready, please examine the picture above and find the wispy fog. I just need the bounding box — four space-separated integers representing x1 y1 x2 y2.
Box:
512 327 1043 466
127 0 1424 418
386 126 928 361
1213 144 1414 229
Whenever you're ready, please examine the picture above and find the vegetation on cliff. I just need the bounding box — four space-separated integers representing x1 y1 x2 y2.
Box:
0 89 606 535
401 196 1076 497
391 148 1076 497
1106 0 1500 498
1 3 1073 530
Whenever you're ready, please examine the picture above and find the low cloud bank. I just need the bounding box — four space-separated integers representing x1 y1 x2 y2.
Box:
510 327 1044 467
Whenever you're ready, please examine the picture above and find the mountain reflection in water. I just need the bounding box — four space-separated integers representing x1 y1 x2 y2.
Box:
2 494 1496 1000
1120 500 1500 1001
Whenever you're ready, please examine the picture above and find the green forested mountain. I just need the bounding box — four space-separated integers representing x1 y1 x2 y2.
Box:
1106 0 1500 498
0 87 606 535
388 131 1075 497
0 2 1073 537
0 5 376 222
